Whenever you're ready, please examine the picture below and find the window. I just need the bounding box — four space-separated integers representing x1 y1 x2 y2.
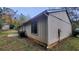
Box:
31 20 38 34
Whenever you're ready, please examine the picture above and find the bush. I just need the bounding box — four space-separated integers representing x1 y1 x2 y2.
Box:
10 24 15 29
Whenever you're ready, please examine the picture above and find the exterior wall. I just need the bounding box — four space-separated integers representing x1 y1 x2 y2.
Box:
25 15 48 44
38 17 48 43
2 23 10 30
48 11 72 45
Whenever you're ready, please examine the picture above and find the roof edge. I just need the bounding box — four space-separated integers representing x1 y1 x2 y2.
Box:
19 9 67 27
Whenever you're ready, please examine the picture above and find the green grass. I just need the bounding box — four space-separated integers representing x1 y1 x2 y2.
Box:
0 30 17 36
0 30 45 50
50 37 79 51
0 30 79 51
0 36 45 51
0 36 79 51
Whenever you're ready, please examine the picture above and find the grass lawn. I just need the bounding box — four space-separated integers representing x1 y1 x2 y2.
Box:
0 30 17 36
0 30 79 51
0 36 46 51
0 30 45 51
0 36 78 51
50 37 79 51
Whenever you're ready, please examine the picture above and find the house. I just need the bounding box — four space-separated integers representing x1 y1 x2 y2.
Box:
2 23 10 30
19 9 72 48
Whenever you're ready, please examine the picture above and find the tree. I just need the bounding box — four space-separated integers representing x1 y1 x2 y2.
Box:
0 8 3 17
0 19 5 29
65 7 79 30
66 7 79 21
2 7 17 24
19 13 30 25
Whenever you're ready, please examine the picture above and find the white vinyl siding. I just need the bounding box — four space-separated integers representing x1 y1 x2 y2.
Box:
48 11 72 45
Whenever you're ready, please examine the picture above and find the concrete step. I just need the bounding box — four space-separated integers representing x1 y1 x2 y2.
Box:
8 34 18 37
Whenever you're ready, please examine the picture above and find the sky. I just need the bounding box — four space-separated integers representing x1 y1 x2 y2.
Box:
10 7 79 21
10 7 48 18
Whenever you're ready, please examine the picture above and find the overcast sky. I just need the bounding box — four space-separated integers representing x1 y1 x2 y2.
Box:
10 7 48 18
